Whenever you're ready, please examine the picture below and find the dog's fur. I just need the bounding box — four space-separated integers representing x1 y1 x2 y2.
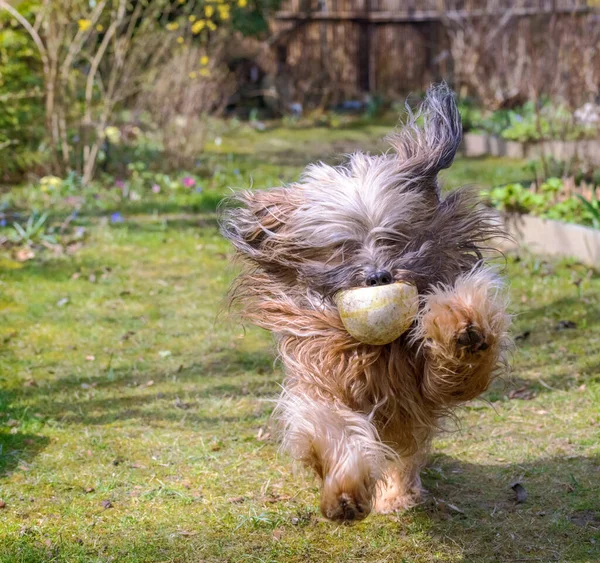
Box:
220 85 511 522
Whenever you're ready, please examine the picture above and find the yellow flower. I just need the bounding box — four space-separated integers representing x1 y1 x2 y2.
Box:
188 15 196 22
96 24 104 32
207 20 217 30
78 19 92 32
103 126 121 144
40 176 62 191
218 6 230 19
238 0 247 6
166 22 179 31
200 55 209 66
204 5 214 17
177 36 184 44
178 0 186 3
199 68 211 77
191 20 206 34
189 71 197 79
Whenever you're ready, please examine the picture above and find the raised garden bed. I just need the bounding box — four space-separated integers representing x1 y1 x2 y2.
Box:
502 212 600 267
463 132 600 165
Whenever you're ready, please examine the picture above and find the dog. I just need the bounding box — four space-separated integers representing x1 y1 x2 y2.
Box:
220 84 511 522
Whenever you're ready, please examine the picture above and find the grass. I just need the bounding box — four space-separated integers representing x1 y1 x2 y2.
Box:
0 124 599 562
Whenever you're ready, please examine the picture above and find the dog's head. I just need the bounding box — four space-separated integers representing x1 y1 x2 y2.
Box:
221 85 499 305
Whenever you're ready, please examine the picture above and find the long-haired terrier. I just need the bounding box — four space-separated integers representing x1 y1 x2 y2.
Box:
220 85 511 522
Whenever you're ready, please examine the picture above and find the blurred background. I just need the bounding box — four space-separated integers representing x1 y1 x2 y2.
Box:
1 1 599 561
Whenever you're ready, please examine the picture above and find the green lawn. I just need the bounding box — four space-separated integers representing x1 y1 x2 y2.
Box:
0 125 599 562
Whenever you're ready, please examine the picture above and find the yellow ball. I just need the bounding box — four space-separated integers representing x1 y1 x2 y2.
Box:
334 282 418 345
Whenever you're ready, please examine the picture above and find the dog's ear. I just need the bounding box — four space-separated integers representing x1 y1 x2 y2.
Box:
219 187 302 270
388 83 462 183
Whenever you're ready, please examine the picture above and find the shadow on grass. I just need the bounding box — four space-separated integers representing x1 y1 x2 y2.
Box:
0 345 280 432
0 454 597 561
0 431 50 478
417 453 600 562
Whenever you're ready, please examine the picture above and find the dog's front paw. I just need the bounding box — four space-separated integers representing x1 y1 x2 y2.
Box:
320 469 374 523
320 490 371 522
456 323 489 354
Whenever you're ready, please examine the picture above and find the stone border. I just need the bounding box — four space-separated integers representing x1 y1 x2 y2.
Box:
462 132 600 165
501 213 600 267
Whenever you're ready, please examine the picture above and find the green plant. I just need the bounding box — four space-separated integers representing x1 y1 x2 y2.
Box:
9 212 56 246
575 191 600 229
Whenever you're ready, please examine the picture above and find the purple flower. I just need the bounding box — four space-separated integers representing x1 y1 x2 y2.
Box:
182 176 195 188
0 218 6 227
110 212 124 223
115 179 125 189
152 184 161 194
195 187 203 193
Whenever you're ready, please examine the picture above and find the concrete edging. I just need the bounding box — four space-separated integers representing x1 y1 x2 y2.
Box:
502 213 600 267
462 132 600 165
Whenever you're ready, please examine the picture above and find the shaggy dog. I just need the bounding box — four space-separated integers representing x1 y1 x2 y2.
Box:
220 85 511 522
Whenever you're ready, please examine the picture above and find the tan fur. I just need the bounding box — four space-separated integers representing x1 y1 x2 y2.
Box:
236 267 510 521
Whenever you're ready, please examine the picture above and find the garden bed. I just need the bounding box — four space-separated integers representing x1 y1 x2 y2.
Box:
463 132 600 165
502 212 600 267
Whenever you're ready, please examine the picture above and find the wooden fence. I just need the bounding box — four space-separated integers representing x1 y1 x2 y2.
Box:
270 0 600 107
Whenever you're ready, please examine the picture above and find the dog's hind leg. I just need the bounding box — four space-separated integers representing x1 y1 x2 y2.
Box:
415 266 511 405
373 451 427 514
275 389 393 522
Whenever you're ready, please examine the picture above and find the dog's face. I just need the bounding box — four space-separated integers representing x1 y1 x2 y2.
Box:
222 86 499 304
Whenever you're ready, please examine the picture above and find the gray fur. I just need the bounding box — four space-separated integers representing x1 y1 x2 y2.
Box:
220 85 503 301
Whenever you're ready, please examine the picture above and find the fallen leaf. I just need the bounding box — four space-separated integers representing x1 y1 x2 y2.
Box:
272 529 283 540
85 355 95 362
6 419 19 427
15 247 35 262
71 272 81 280
0 500 5 508
435 498 465 515
515 331 531 342
101 500 113 509
56 297 69 307
158 350 172 358
508 387 536 400
556 320 577 330
23 379 37 387
173 397 191 410
176 530 198 537
84 487 95 494
511 482 527 503
256 427 271 441
228 496 245 504
263 494 291 504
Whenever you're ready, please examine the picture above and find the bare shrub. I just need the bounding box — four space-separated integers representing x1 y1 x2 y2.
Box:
140 41 235 168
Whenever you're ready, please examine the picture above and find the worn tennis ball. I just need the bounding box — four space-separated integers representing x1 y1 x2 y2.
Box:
334 282 419 345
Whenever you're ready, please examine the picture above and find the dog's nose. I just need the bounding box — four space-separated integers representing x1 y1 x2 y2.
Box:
365 270 393 287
